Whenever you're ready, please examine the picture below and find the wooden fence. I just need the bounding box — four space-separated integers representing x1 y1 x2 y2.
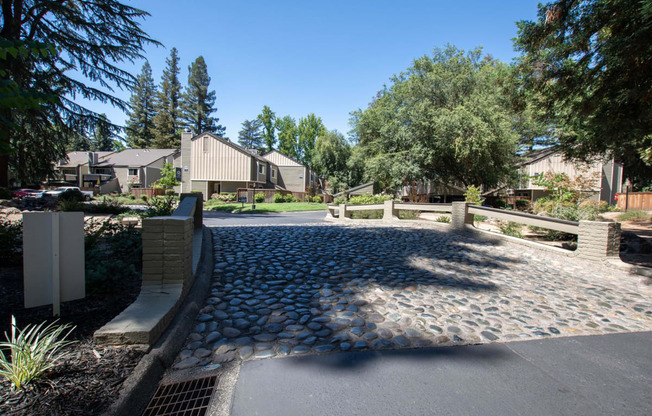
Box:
131 188 165 199
615 192 652 211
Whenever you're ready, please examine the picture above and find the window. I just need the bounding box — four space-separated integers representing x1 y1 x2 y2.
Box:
258 163 265 175
128 168 138 176
203 136 209 152
271 168 276 178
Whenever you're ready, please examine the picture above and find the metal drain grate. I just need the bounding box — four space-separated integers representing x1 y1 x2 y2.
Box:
142 375 219 416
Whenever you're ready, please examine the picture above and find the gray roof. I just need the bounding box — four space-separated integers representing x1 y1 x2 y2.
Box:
517 147 558 167
58 151 114 167
95 148 178 167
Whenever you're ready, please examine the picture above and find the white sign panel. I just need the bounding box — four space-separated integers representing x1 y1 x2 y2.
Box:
23 212 85 314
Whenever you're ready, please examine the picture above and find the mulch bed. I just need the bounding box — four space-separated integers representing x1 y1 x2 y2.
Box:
0 265 144 416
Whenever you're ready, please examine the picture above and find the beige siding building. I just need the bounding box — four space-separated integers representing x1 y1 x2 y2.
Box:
513 148 623 204
261 150 318 193
179 132 276 198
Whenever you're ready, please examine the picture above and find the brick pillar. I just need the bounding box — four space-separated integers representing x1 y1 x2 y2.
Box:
451 202 473 231
576 220 621 261
383 200 398 221
339 203 350 220
142 216 194 293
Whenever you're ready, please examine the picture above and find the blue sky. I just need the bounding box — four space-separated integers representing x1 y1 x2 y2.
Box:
93 0 543 142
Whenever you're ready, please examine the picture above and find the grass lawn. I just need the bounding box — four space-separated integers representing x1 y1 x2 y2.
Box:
206 201 327 213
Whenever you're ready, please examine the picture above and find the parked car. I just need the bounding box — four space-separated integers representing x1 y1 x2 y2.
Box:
43 186 93 201
12 188 43 199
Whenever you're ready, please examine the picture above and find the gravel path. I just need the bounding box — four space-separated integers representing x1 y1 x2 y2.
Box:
173 222 652 370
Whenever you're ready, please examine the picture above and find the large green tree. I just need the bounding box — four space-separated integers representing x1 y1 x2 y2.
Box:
152 47 182 149
126 62 157 148
0 0 156 186
257 105 276 152
297 113 325 167
313 129 351 193
91 114 115 151
238 119 264 150
276 115 298 158
181 56 224 136
514 0 652 186
351 45 519 192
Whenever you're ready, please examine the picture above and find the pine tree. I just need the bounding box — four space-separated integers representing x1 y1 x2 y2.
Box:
152 48 182 149
257 105 276 151
126 62 157 148
181 56 225 136
92 114 115 151
0 0 158 186
238 119 264 150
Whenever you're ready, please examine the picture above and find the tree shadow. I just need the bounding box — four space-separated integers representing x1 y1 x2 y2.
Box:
185 224 529 368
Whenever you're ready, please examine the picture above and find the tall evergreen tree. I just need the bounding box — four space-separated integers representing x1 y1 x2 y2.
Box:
276 115 298 158
238 119 264 150
257 105 276 151
126 62 157 148
0 0 158 186
181 56 225 136
152 47 182 149
297 114 325 167
92 114 115 151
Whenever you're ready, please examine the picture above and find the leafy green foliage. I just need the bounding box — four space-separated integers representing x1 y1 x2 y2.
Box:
617 210 651 222
141 196 177 218
284 193 294 203
276 115 298 158
351 45 519 192
464 185 484 205
515 199 530 211
0 213 22 265
85 221 141 294
126 62 157 148
348 193 394 205
297 114 325 167
254 193 265 203
274 193 285 203
0 316 74 390
58 189 85 202
333 195 347 205
0 1 158 186
498 221 523 238
313 130 351 193
91 114 116 151
257 105 276 152
154 163 179 188
181 56 223 135
514 0 652 186
238 119 264 150
435 215 451 223
153 48 182 148
312 195 323 203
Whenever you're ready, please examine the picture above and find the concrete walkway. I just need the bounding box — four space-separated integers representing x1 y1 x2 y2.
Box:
231 331 652 416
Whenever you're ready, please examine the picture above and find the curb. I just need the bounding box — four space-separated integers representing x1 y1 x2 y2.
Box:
102 226 214 416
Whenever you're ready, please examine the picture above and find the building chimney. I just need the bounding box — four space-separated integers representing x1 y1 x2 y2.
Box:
180 130 193 193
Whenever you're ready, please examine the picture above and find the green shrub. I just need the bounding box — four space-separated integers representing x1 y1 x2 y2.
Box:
0 214 22 265
464 185 484 205
333 195 347 205
435 215 451 223
617 210 651 222
284 193 294 203
312 195 323 203
498 221 523 238
58 188 85 202
141 196 177 218
348 193 393 205
350 210 383 219
83 200 129 215
274 193 285 203
129 194 136 200
0 316 75 390
398 210 420 220
212 192 236 202
165 189 176 197
473 215 487 222
141 195 148 202
255 193 265 203
492 198 506 208
292 196 301 202
0 187 12 199
57 199 84 212
515 199 530 211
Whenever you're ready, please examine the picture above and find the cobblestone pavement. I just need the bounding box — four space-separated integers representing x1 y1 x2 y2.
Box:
173 222 652 370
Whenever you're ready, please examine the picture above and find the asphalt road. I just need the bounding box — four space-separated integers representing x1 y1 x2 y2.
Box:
230 331 652 416
203 210 328 226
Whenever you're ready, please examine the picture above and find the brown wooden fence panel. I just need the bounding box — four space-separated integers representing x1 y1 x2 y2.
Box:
131 188 165 199
616 192 652 211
